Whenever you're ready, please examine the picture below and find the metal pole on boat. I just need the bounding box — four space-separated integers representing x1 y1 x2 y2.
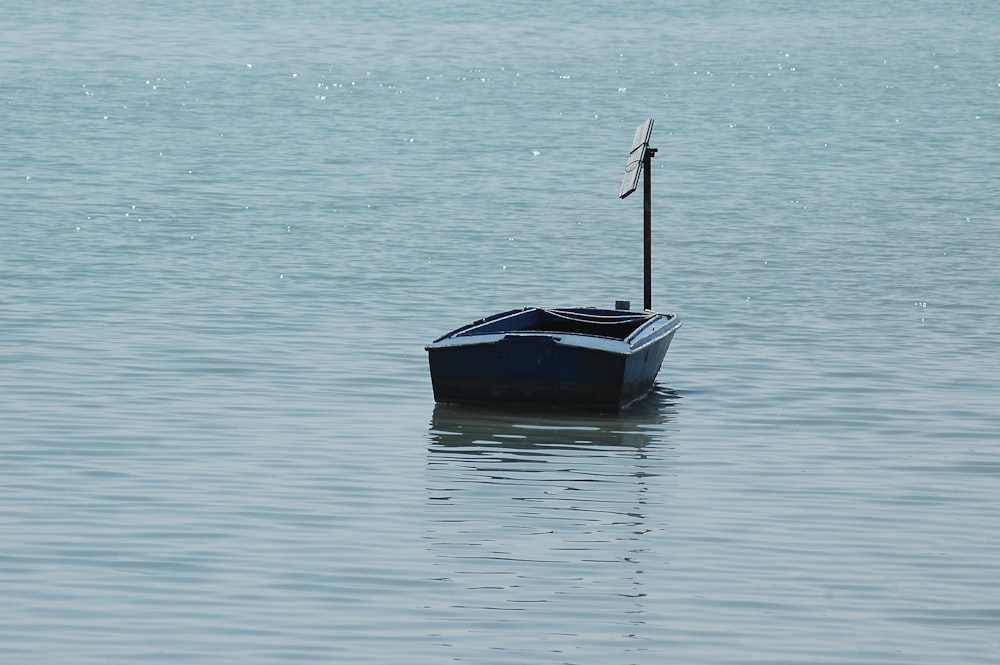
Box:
619 118 656 311
643 146 657 311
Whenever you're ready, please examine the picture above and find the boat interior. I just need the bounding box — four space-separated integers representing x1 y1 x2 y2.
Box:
456 307 657 341
522 308 656 339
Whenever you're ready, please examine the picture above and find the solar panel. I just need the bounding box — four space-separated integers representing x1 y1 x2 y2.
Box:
619 118 653 199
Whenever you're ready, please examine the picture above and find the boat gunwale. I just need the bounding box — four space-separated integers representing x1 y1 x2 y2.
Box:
426 308 681 353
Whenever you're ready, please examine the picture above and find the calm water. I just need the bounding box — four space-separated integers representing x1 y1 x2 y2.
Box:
3 1 999 663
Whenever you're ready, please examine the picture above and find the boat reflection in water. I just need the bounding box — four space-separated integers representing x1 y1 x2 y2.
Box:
421 387 681 654
427 383 680 454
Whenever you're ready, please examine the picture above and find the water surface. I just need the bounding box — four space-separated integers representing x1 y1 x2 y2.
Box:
3 1 999 663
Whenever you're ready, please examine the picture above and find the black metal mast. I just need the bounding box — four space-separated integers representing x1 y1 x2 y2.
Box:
642 144 657 311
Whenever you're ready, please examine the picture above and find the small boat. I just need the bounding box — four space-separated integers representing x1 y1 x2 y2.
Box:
426 119 681 409
426 305 680 408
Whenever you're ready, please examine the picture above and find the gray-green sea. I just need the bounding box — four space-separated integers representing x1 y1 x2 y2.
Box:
3 1 999 662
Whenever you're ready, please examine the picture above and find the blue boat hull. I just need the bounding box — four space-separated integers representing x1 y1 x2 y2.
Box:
426 307 680 409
